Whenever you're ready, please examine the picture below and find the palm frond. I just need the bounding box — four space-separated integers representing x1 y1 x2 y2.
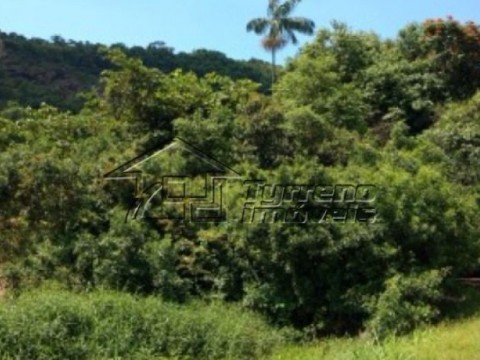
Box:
275 0 301 17
246 18 270 34
282 17 315 35
285 29 298 44
247 0 315 85
267 0 280 17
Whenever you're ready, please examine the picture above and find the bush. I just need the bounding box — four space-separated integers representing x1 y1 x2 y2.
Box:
0 288 292 359
366 270 445 339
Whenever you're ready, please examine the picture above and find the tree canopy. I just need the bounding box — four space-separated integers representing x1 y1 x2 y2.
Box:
1 17 480 340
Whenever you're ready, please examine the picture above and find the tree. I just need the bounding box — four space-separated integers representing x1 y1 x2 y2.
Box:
247 0 315 86
399 18 480 100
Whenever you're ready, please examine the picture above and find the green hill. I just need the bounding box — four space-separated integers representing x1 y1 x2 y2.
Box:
0 31 272 111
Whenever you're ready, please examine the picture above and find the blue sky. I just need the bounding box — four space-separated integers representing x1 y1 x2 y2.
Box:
0 1 479 64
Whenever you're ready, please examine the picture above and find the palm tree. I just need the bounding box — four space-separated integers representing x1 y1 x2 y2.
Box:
247 0 315 86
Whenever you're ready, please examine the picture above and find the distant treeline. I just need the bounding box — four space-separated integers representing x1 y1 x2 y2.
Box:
0 32 272 111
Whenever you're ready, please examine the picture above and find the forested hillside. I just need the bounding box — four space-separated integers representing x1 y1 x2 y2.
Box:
0 31 272 111
1 15 480 359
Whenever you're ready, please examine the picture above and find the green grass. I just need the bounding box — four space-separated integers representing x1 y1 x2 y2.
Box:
269 304 480 360
0 287 291 360
269 318 479 359
270 317 480 359
1 286 480 359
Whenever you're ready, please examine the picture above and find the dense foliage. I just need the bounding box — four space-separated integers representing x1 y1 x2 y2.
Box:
0 31 272 111
1 17 480 341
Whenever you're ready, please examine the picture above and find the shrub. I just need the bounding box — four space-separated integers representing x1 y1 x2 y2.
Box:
366 270 445 339
0 288 291 359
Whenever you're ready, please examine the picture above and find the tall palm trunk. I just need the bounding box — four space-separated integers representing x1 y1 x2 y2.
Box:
271 48 276 88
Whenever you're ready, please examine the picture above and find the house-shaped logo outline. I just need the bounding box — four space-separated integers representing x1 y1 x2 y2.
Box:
103 137 242 222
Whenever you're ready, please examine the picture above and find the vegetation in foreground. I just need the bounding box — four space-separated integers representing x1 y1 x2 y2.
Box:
269 286 480 359
1 286 479 359
270 312 480 360
0 286 293 360
270 316 480 360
